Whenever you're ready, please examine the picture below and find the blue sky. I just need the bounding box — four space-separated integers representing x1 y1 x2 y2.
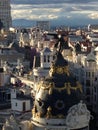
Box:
11 0 98 27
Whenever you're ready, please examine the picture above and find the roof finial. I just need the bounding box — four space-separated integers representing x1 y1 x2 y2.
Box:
54 34 65 53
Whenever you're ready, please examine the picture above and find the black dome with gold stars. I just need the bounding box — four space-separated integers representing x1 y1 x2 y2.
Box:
32 50 83 119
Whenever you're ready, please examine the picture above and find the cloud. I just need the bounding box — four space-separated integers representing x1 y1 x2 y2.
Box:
11 7 59 20
11 4 63 20
88 13 98 19
48 15 58 19
11 0 98 5
11 0 98 26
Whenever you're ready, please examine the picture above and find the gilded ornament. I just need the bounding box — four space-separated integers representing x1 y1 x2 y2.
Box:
56 67 63 74
64 82 83 95
65 83 71 95
49 69 53 76
32 109 35 116
63 66 70 76
49 65 70 75
49 82 54 88
48 82 54 94
38 72 82 95
53 85 66 92
36 83 41 93
49 63 55 76
76 81 83 93
49 87 53 95
58 114 65 118
32 106 36 117
36 112 41 118
46 106 52 118
40 82 54 90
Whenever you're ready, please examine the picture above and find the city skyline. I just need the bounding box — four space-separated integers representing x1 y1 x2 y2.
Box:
11 0 98 27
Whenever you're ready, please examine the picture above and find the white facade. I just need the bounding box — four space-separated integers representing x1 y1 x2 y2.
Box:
11 98 30 112
66 48 98 114
10 77 18 85
11 88 17 99
19 32 30 47
33 47 53 83
40 47 52 68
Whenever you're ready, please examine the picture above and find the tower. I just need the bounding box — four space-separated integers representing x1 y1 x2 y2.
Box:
0 0 12 30
36 21 50 31
33 47 53 83
40 47 52 68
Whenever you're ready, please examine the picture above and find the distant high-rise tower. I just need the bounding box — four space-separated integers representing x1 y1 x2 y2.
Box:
36 21 50 31
0 0 12 30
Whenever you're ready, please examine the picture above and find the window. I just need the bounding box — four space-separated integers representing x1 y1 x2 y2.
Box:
48 55 50 62
86 72 90 77
86 88 90 95
15 103 17 106
88 72 90 77
23 102 26 111
92 72 94 77
94 87 96 93
86 80 90 86
86 97 90 102
7 94 11 100
95 77 97 81
94 95 96 102
44 56 46 62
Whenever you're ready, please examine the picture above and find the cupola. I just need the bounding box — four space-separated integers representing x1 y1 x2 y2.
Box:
40 47 52 68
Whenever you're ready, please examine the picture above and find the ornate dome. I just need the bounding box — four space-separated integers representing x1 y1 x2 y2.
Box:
32 51 83 114
32 51 90 129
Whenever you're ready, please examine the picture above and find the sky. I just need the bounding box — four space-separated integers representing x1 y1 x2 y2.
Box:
11 0 98 27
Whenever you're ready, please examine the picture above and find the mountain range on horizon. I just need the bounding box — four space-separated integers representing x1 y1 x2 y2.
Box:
12 18 98 29
11 0 98 28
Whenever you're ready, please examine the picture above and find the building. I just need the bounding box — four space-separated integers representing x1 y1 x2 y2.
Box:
0 0 12 30
65 41 98 125
31 51 91 130
2 51 91 130
36 21 50 31
11 98 31 113
0 87 11 109
33 47 53 84
0 59 13 87
0 46 26 66
88 24 98 32
11 86 32 114
2 31 91 130
0 66 11 109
